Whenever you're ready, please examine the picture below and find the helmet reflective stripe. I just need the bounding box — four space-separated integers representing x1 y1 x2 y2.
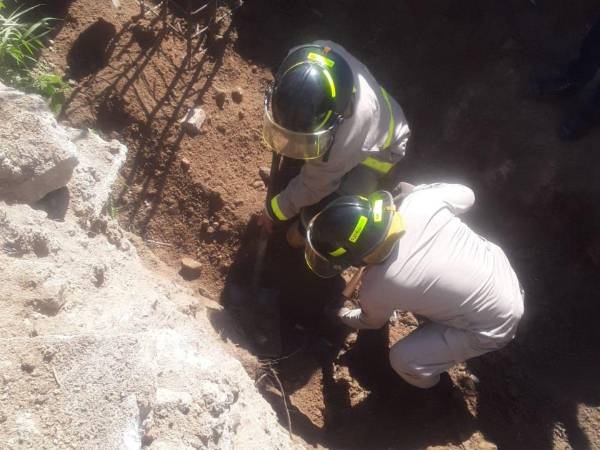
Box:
316 110 333 131
329 247 347 257
348 215 368 243
307 52 335 68
373 199 383 223
322 69 336 98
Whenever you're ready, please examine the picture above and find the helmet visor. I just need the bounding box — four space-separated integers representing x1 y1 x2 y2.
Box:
263 87 338 160
304 244 348 278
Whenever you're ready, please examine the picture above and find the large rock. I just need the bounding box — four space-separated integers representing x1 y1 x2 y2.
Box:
0 202 301 449
0 83 78 204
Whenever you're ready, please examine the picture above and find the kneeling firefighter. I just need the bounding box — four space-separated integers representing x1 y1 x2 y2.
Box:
304 184 525 388
259 40 411 245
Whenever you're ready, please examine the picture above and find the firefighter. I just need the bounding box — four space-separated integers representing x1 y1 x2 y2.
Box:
260 40 410 244
303 183 524 388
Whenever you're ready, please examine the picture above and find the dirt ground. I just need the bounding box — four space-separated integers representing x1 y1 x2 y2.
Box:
37 0 600 448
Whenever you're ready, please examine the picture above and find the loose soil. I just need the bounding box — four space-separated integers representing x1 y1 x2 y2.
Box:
39 0 600 448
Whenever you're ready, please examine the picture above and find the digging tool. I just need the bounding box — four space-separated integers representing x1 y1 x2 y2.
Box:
249 151 283 357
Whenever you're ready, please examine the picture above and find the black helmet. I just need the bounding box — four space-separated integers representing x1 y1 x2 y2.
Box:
305 191 398 278
263 44 354 160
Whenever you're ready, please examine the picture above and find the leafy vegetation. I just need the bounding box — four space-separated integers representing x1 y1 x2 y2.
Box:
0 1 68 113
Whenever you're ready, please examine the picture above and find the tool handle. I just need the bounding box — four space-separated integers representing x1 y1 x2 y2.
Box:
342 267 365 299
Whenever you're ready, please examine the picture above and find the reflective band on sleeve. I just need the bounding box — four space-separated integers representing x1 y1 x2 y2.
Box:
329 247 347 257
270 195 288 221
361 156 394 174
373 199 383 222
348 215 368 243
381 88 395 150
308 52 335 68
322 69 336 98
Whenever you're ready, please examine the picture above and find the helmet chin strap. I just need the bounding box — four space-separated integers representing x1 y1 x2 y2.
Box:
362 212 405 265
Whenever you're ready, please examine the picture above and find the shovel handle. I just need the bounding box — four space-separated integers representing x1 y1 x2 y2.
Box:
342 267 366 299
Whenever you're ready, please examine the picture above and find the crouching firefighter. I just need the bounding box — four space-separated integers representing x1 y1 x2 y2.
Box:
259 40 411 245
304 183 525 388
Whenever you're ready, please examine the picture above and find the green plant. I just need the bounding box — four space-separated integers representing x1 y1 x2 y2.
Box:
33 72 68 113
0 3 52 70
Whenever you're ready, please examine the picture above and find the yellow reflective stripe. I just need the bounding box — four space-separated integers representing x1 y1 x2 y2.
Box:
373 199 383 222
361 156 393 174
308 52 335 68
322 69 336 98
316 110 332 131
329 247 347 257
270 195 288 221
348 215 368 243
381 88 395 149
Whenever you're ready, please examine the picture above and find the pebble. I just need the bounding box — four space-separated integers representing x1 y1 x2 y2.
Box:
258 166 270 182
181 158 191 171
238 110 245 120
180 106 206 135
216 125 226 134
251 180 264 189
21 361 35 374
214 88 227 109
181 257 202 273
231 87 244 103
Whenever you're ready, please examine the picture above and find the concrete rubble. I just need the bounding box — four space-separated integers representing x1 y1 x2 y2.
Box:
0 82 301 449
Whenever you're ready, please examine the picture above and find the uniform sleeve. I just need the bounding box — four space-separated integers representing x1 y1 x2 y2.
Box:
412 183 475 216
267 149 363 221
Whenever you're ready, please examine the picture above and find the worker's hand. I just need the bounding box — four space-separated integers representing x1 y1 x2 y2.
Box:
258 209 275 234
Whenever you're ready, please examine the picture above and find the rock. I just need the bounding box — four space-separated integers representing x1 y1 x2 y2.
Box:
258 166 270 184
179 107 206 135
216 125 226 134
21 360 35 374
214 88 226 109
180 158 190 171
65 127 127 221
206 226 216 234
231 87 244 103
180 257 202 279
238 111 245 120
251 180 264 189
0 82 79 204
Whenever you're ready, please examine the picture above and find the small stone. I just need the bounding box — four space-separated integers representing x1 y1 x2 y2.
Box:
220 223 231 233
258 166 270 183
216 125 226 134
180 257 202 279
214 88 226 109
234 199 244 206
21 361 35 374
251 66 258 74
231 87 244 103
212 221 220 229
0 414 6 423
181 158 191 171
207 226 215 234
201 219 210 229
180 106 207 135
251 180 264 189
238 110 245 120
